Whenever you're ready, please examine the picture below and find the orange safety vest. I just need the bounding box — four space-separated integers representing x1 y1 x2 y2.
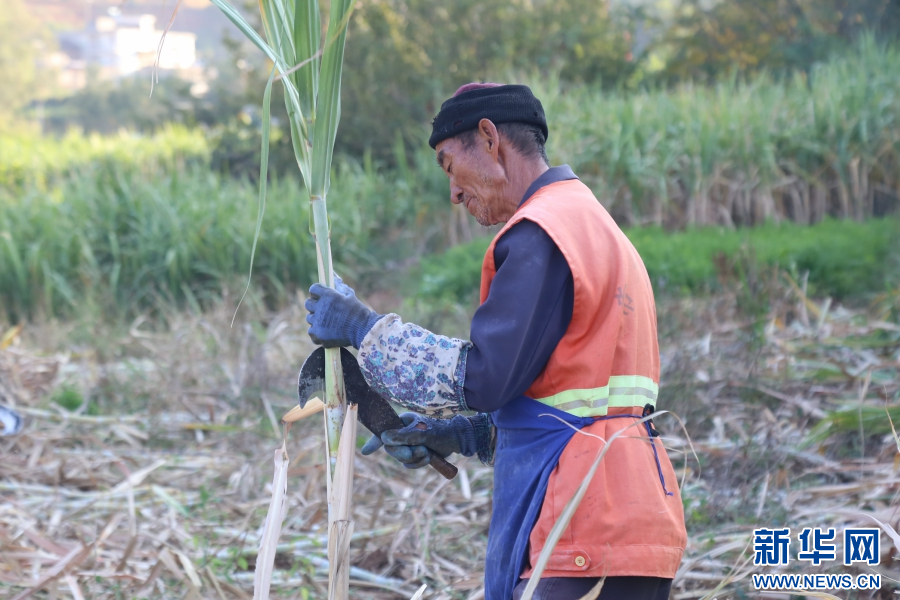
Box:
480 178 687 580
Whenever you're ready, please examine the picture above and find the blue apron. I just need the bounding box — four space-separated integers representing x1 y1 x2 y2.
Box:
484 395 596 600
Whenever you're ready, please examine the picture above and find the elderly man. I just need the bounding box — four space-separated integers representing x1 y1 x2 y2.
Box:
305 83 687 600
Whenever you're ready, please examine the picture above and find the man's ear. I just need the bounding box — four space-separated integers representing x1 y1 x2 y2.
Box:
477 118 500 161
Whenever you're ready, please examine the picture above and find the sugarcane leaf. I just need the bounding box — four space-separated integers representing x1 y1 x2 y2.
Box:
855 512 900 556
151 485 190 517
285 94 313 186
886 401 900 455
309 0 355 197
151 0 184 98
273 0 294 31
255 0 279 56
577 579 604 600
208 0 311 178
208 0 278 64
293 0 321 118
232 67 276 326
262 0 296 65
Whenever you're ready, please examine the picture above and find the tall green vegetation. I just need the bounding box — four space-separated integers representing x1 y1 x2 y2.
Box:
0 129 445 324
0 126 208 190
541 37 900 227
39 0 899 161
3 40 899 323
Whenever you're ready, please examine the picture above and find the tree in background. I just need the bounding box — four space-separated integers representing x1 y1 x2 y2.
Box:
339 0 634 157
0 0 54 130
30 0 900 171
56 0 633 170
42 75 201 135
659 0 900 81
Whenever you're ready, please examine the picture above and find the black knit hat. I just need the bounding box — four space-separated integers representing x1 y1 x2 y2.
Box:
428 83 548 149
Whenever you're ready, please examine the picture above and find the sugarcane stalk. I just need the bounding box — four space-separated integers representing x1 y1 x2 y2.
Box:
307 0 354 536
328 403 357 599
206 0 356 597
312 176 352 600
311 196 346 496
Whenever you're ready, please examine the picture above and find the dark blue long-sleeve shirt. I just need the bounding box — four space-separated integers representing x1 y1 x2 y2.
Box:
463 166 578 413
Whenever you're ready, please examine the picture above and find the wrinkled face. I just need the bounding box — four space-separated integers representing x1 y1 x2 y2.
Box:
435 134 509 226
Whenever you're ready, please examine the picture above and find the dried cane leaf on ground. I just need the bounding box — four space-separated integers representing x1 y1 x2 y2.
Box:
1 276 900 598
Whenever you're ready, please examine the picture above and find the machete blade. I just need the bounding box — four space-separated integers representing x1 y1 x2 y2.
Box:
337 348 407 435
296 346 327 408
297 346 376 411
296 346 458 480
298 346 404 432
338 349 458 480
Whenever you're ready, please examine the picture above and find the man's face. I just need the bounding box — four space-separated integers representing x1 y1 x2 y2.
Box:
435 133 510 226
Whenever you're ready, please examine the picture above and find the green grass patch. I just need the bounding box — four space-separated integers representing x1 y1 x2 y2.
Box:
417 218 899 303
629 218 899 297
50 385 84 411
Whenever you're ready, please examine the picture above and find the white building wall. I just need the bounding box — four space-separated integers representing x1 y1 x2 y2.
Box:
55 12 198 88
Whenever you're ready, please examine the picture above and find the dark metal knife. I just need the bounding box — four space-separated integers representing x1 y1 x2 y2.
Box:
297 347 458 480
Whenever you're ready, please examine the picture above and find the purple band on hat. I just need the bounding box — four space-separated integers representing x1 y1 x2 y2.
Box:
454 82 503 96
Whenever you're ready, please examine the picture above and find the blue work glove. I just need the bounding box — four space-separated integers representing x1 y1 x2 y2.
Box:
305 275 383 348
361 412 478 469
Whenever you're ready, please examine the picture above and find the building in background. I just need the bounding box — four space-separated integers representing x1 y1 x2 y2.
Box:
50 10 199 92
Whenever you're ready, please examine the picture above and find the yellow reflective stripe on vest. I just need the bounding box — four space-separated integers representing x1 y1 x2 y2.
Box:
533 375 659 418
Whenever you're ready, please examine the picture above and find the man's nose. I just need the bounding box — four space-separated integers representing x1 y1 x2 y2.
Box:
450 182 464 205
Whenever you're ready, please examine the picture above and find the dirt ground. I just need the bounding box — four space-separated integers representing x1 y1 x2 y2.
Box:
2 284 900 599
